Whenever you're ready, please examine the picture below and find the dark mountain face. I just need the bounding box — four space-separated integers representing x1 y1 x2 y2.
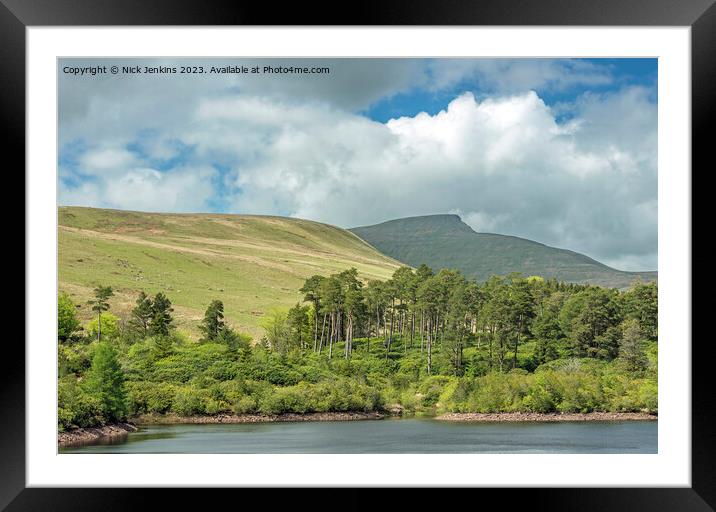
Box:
349 214 656 289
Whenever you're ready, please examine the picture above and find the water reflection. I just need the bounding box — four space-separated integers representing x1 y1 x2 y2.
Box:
60 419 657 454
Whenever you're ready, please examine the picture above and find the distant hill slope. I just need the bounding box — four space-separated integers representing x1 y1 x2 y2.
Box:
58 207 402 339
350 214 656 289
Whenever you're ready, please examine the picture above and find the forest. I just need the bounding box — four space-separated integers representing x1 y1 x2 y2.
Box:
58 265 658 430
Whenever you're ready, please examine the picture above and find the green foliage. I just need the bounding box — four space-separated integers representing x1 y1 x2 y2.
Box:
255 379 382 414
130 291 154 337
418 376 455 407
85 313 120 341
151 335 174 360
173 387 213 416
83 342 128 422
87 285 114 341
619 318 648 372
58 342 92 377
149 292 174 336
126 381 176 415
260 309 290 354
200 299 225 341
623 282 658 340
435 361 656 414
216 328 252 352
559 288 623 359
58 271 658 430
58 376 104 430
153 343 232 383
286 303 312 352
88 285 114 312
532 294 564 365
58 293 81 341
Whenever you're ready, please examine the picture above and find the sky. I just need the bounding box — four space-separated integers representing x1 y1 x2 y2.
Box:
58 58 657 271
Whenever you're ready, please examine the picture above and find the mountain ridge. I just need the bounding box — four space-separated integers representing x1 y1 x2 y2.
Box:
350 214 656 288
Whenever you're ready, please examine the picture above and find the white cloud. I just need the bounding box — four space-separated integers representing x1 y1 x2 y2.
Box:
61 166 217 213
193 89 656 270
78 147 138 173
58 59 657 270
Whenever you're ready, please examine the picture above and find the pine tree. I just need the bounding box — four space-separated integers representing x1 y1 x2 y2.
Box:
149 292 174 336
619 318 648 371
130 291 154 337
87 286 113 341
84 342 127 422
300 275 325 351
152 334 173 359
200 299 225 341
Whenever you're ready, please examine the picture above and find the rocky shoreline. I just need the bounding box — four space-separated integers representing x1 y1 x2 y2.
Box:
131 410 386 424
436 411 657 422
58 422 138 448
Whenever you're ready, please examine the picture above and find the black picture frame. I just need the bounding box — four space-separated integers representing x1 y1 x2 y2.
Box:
4 0 710 509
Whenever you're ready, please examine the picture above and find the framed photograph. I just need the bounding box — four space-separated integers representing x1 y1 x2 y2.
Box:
6 0 710 508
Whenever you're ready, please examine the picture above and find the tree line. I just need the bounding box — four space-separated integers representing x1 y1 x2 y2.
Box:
57 268 657 430
265 266 657 377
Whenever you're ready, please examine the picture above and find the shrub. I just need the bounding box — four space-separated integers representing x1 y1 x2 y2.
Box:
554 372 604 413
522 373 557 413
205 360 241 381
154 343 232 383
173 387 211 416
85 313 120 341
127 381 175 415
58 293 81 341
637 379 658 413
461 373 531 412
58 376 104 429
417 376 454 407
233 395 259 414
58 343 92 377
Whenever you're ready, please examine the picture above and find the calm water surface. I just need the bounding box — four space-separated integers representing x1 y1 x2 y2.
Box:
60 418 657 454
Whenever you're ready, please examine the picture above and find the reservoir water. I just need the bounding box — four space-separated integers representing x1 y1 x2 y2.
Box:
60 418 657 454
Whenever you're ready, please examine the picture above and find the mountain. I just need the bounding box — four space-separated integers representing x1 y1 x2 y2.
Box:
350 214 656 289
58 207 401 338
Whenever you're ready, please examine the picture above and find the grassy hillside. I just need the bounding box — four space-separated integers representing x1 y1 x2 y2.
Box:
350 214 656 289
58 207 402 339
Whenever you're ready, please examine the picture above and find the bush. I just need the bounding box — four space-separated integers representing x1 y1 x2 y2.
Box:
58 343 92 377
154 343 232 383
58 376 104 429
205 360 241 381
58 293 81 341
417 376 454 407
123 339 156 381
462 373 531 413
127 381 175 415
233 395 259 414
245 350 304 385
522 385 556 413
554 371 604 413
85 313 120 341
173 387 211 416
637 379 658 412
258 385 310 414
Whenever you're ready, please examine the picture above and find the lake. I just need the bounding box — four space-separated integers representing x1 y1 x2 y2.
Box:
60 418 657 454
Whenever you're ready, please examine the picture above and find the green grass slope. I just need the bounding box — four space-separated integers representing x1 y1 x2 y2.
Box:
350 214 656 289
58 207 402 339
